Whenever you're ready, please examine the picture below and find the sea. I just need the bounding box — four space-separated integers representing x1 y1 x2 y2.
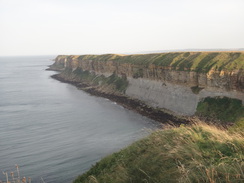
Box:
0 56 160 183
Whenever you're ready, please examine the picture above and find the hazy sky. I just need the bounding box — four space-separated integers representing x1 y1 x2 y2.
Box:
0 0 244 56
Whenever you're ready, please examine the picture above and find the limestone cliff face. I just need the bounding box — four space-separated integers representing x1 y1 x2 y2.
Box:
53 53 244 115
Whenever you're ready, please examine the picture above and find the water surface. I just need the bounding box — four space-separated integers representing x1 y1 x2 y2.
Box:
0 56 159 182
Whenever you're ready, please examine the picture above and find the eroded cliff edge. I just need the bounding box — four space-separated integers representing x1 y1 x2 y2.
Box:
50 52 244 119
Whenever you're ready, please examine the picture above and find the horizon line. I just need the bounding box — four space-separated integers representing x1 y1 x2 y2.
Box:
1 48 244 57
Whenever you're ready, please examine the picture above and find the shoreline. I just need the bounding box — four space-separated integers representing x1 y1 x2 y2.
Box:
51 73 190 126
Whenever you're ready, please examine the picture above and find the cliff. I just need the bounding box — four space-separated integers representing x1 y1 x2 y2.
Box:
50 52 244 117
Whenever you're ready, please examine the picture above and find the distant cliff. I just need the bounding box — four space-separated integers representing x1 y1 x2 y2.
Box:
50 52 244 117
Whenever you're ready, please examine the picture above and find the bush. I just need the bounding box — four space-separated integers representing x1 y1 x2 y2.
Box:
196 97 244 123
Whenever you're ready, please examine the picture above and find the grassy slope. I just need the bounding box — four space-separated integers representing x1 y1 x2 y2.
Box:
196 97 244 127
66 52 244 72
73 123 244 183
62 68 128 93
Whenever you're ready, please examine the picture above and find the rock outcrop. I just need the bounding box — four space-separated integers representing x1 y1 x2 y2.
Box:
51 52 244 115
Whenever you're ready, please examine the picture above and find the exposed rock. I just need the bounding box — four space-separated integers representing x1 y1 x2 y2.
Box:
51 52 244 115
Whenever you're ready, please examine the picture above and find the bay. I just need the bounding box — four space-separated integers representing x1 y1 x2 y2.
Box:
0 56 159 183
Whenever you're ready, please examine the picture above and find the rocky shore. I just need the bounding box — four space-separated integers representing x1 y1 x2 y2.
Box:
51 73 190 126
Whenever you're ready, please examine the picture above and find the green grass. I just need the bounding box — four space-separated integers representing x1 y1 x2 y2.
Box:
229 117 244 133
195 53 219 72
64 68 129 93
73 68 96 81
73 123 244 183
196 97 244 124
152 53 181 66
57 52 244 73
104 73 128 93
171 52 201 71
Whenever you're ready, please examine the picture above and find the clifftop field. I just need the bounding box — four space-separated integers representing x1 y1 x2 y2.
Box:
57 51 244 72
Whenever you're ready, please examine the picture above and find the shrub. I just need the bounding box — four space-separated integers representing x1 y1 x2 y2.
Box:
196 97 244 123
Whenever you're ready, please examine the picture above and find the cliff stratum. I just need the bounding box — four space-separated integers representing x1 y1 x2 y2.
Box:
50 52 244 121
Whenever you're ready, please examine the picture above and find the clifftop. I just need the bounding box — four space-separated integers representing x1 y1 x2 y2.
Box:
54 51 244 94
51 51 243 117
56 51 244 72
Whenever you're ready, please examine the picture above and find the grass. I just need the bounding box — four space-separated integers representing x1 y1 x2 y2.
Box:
195 53 219 72
152 53 182 67
53 53 244 183
104 73 128 93
229 117 244 133
73 123 244 183
62 68 129 93
196 97 244 125
171 52 201 71
57 52 244 72
72 68 96 81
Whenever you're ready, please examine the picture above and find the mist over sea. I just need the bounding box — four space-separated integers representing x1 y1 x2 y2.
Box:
0 56 159 183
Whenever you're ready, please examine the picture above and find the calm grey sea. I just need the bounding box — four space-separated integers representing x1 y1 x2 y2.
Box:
0 56 159 183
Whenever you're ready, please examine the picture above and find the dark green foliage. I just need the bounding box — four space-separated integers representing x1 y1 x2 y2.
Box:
183 52 190 57
196 97 244 123
72 68 95 81
105 73 128 93
71 69 128 93
191 86 204 94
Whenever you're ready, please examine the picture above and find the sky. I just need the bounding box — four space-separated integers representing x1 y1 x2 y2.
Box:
0 0 244 56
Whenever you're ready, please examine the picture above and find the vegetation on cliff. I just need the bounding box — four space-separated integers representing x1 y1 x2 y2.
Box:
54 53 244 126
61 68 128 93
196 97 243 122
62 51 244 72
50 53 244 183
196 97 244 131
73 123 244 183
